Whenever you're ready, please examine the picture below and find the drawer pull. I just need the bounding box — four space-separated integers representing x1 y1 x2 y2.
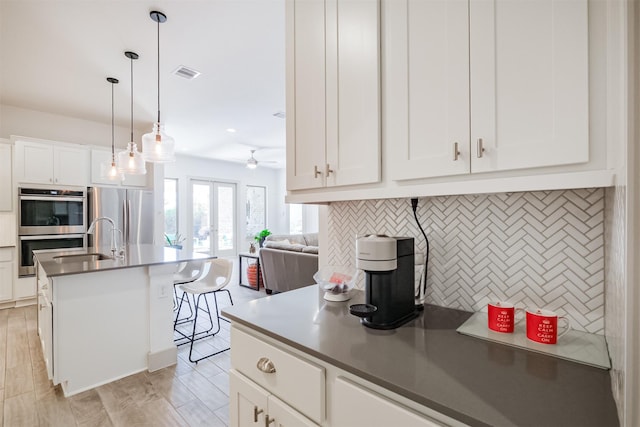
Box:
314 165 322 178
253 406 264 422
256 357 276 373
265 416 275 427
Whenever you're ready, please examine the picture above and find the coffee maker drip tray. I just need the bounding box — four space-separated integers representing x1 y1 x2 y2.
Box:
361 308 421 330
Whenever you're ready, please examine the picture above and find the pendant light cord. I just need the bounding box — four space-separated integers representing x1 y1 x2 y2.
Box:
130 54 134 150
156 20 161 124
111 82 115 162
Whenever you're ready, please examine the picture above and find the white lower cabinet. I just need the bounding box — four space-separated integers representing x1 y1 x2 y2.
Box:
332 377 442 427
231 370 318 427
229 326 457 427
0 248 14 301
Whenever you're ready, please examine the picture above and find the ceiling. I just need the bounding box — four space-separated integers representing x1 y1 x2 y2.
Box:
0 0 286 168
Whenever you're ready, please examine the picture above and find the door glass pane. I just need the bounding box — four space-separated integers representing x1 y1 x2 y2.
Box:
246 186 266 244
217 185 234 251
192 183 211 254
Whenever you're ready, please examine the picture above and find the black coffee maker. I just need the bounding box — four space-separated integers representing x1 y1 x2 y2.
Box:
350 235 420 329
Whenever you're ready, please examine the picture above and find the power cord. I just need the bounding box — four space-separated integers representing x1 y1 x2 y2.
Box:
411 198 429 310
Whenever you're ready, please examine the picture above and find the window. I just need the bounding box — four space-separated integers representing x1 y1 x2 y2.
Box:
289 204 319 234
289 204 303 234
246 186 266 241
164 178 178 242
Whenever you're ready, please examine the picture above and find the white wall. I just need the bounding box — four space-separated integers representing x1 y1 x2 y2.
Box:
164 155 288 255
0 104 140 147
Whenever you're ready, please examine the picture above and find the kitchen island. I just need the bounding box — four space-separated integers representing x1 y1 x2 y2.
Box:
34 245 212 397
223 285 618 427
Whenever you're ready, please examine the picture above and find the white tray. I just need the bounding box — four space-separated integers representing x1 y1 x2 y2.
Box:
456 312 611 370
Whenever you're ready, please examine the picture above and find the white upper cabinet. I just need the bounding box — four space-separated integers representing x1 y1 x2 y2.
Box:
0 141 13 211
388 0 589 180
469 0 589 173
15 139 89 186
287 0 381 191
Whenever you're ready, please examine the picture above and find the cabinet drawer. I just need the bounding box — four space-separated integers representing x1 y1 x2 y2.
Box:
231 327 325 424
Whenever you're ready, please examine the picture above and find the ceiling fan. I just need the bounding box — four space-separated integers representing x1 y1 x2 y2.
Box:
246 149 277 169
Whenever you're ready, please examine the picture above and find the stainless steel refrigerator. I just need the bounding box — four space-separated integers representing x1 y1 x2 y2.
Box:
87 187 155 249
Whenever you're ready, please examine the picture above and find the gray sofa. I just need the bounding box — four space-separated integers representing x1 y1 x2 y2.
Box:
259 233 319 294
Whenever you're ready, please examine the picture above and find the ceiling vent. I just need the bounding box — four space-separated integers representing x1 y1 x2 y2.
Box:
273 111 286 119
172 65 201 80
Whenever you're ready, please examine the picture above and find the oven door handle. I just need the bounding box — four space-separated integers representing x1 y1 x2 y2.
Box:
20 196 85 202
19 234 86 241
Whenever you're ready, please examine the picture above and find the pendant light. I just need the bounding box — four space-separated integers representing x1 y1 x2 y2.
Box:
100 77 122 181
118 51 146 175
142 10 175 163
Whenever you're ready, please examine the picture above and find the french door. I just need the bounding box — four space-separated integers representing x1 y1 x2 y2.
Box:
190 179 237 257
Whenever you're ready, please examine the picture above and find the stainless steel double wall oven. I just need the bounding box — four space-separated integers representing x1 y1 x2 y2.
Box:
18 187 87 276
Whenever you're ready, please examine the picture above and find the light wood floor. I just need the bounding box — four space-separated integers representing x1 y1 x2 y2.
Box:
0 258 268 427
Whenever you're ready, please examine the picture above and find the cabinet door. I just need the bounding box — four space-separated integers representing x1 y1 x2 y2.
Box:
286 0 327 191
54 146 89 186
333 377 442 427
16 141 54 184
325 0 381 187
37 292 53 379
230 369 270 427
387 0 470 180
470 0 589 173
268 395 318 427
0 143 12 211
0 250 13 301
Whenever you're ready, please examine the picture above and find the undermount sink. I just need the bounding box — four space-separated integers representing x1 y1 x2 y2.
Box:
53 253 113 263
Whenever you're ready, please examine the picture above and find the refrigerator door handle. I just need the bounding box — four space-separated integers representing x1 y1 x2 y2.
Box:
122 199 128 246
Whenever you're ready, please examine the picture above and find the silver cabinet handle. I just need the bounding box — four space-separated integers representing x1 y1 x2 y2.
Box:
265 416 275 427
256 357 276 373
39 304 47 310
325 164 334 176
453 142 460 161
253 406 264 422
314 165 322 178
477 138 485 158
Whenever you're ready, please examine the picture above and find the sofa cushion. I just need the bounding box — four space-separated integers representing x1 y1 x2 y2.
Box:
302 245 319 254
266 234 307 246
304 234 319 246
264 241 305 252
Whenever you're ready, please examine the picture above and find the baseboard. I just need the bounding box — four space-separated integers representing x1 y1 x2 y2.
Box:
148 346 178 372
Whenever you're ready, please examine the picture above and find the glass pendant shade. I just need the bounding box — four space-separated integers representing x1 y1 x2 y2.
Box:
100 157 122 181
117 142 146 175
142 123 175 163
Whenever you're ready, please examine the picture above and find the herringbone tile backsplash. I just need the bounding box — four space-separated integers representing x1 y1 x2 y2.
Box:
327 189 605 333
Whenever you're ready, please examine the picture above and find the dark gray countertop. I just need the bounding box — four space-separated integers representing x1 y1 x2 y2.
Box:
222 285 618 427
34 244 213 277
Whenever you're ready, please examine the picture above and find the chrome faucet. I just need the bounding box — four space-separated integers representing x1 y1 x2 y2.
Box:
87 216 121 257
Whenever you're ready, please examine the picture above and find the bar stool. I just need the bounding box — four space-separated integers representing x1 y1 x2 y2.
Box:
174 258 234 363
173 260 207 323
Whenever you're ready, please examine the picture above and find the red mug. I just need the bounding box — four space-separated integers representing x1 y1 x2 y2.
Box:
487 302 523 333
526 308 571 344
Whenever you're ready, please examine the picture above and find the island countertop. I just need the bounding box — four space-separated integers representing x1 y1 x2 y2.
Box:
34 244 213 277
222 285 618 427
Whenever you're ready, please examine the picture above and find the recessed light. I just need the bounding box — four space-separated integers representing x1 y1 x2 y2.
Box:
226 128 237 133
